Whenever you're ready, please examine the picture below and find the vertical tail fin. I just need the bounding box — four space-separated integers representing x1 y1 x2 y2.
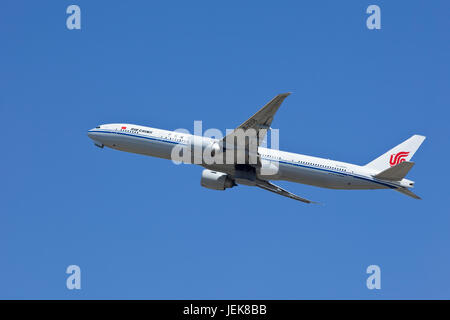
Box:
365 135 426 172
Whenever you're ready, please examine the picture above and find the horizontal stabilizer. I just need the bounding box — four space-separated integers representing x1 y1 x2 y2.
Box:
396 187 421 200
373 161 415 181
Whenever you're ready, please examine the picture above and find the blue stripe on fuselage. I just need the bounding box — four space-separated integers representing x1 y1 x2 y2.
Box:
88 130 397 189
88 129 187 145
269 158 397 189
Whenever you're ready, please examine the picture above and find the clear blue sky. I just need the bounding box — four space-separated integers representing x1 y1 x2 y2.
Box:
1 1 449 299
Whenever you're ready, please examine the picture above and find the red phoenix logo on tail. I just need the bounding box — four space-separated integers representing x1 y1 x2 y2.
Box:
389 151 409 166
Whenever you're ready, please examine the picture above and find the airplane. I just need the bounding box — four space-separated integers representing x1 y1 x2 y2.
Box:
87 93 426 203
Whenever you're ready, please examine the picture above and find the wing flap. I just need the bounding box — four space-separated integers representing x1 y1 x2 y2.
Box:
255 180 318 204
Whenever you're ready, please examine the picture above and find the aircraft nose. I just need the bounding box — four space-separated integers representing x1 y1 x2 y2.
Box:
87 129 97 140
87 128 105 148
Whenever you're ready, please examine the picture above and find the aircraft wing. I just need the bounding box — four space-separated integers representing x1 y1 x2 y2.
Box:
255 180 317 204
222 93 291 149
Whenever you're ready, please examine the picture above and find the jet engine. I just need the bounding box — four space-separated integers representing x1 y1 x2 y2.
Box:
200 169 235 190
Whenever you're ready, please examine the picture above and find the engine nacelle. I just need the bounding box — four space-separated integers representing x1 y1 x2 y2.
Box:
200 169 235 190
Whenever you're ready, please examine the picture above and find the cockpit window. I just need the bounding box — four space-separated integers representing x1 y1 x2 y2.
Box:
96 126 101 128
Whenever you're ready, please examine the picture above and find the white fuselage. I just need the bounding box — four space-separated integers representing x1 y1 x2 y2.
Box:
87 123 412 191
